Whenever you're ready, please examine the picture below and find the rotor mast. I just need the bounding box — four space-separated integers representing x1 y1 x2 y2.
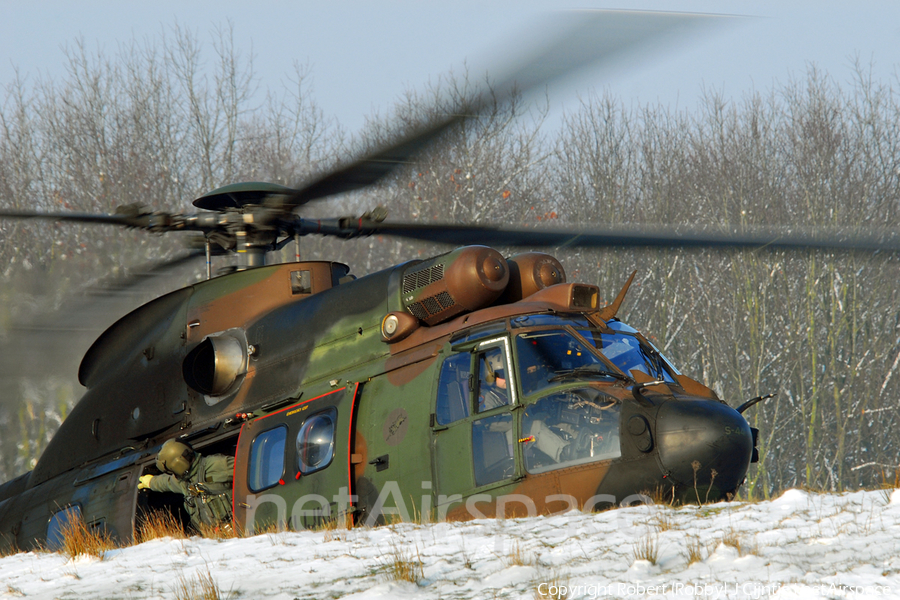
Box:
191 182 287 272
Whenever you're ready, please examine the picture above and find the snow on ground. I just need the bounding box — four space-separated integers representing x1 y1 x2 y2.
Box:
3 489 900 599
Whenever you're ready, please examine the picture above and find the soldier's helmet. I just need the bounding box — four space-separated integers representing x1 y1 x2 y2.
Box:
156 439 196 478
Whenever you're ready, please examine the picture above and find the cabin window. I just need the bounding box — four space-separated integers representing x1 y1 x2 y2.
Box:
297 409 337 475
248 425 287 492
472 413 514 487
475 347 511 413
47 504 82 550
521 388 621 474
291 270 312 295
435 353 471 425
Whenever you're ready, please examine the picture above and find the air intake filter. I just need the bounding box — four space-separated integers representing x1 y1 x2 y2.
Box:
401 246 509 326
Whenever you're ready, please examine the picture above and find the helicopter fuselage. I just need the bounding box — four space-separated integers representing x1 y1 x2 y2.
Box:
0 247 756 550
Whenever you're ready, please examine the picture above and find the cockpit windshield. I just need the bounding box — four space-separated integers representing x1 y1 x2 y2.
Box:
576 327 676 383
511 313 679 385
515 329 625 397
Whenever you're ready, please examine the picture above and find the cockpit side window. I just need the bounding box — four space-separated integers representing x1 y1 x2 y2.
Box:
476 347 511 413
435 353 472 426
473 413 514 486
434 341 517 489
436 338 515 425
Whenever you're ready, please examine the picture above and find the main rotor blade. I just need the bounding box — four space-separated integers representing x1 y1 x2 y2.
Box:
0 249 203 390
0 209 138 226
326 220 900 253
276 10 723 211
268 118 460 210
81 249 205 297
0 207 231 234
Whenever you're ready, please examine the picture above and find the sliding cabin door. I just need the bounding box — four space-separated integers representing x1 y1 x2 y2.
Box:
233 385 359 532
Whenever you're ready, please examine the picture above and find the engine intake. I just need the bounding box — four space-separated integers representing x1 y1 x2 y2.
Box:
499 252 566 303
182 329 249 398
401 246 509 326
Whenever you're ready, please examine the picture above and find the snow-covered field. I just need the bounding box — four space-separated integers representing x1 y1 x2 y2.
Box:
3 488 900 599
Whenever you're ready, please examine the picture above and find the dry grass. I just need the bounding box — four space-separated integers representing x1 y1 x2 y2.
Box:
721 528 758 557
135 510 189 544
197 521 240 540
385 511 410 526
263 522 293 546
460 540 475 570
137 509 242 543
650 509 676 532
254 520 283 535
632 531 659 565
381 541 424 584
691 460 703 504
876 470 900 505
172 567 229 600
642 485 677 506
688 462 721 505
684 535 704 565
0 539 20 558
315 512 353 542
504 539 536 567
405 495 434 525
534 572 570 600
245 520 286 539
56 517 117 560
880 468 900 489
322 530 348 543
706 470 719 504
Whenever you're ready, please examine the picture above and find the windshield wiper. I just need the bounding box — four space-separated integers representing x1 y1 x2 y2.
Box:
548 365 632 383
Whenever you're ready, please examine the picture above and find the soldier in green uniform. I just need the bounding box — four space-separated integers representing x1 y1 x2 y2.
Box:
138 439 235 532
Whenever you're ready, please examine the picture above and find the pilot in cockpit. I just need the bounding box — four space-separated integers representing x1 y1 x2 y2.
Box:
478 350 509 411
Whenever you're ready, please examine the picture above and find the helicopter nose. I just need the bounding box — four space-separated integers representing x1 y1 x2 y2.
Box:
655 399 753 500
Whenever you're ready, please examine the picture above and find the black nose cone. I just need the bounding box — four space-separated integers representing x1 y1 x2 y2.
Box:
656 399 753 501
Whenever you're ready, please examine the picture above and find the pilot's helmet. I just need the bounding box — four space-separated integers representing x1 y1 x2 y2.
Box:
156 439 196 478
485 352 505 383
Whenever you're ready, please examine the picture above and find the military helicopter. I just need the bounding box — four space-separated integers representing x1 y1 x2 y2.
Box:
1 11 899 551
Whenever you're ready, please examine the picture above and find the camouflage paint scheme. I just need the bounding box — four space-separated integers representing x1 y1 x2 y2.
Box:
0 247 755 551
